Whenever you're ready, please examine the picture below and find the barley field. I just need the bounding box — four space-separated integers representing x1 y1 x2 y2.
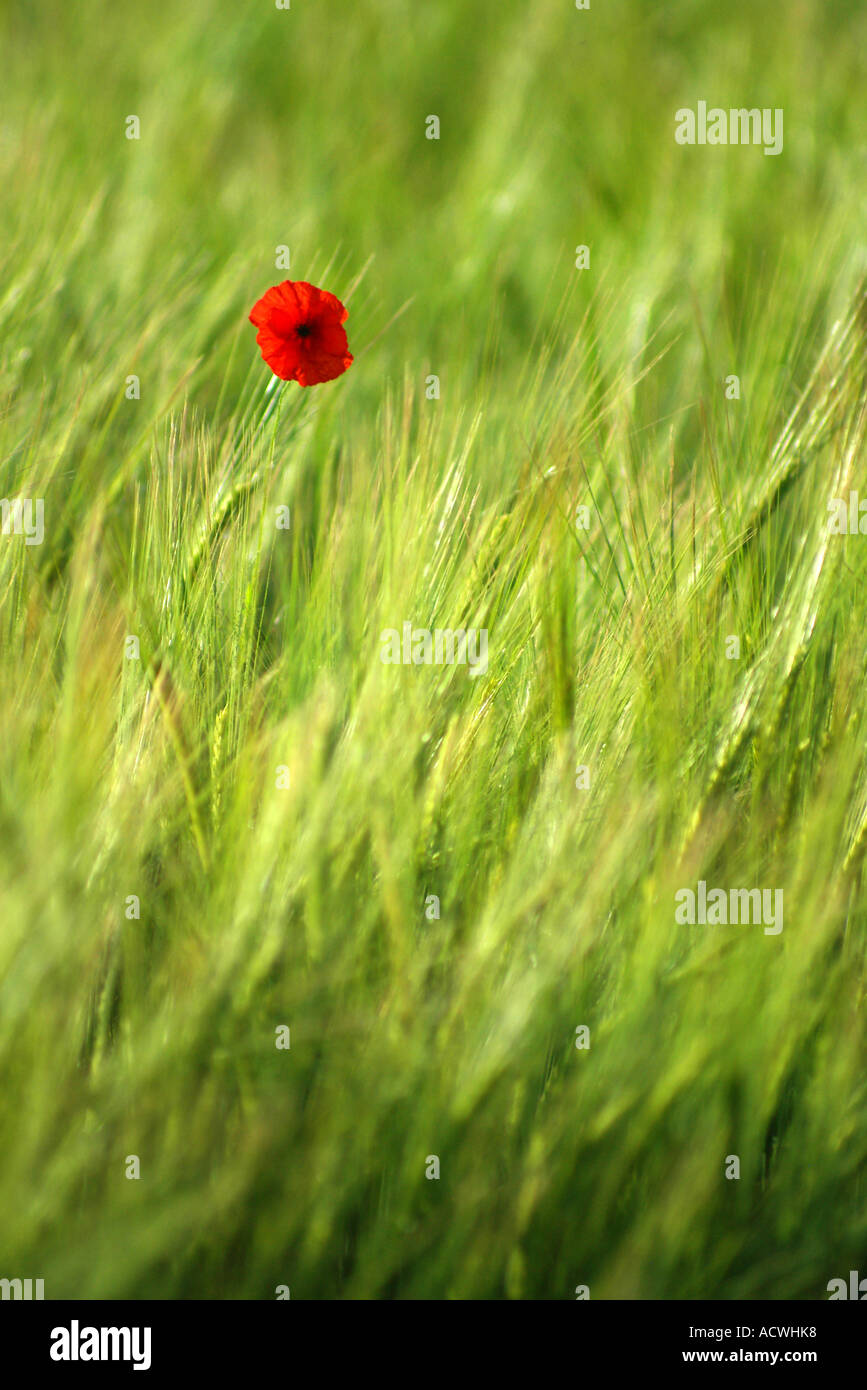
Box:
1 0 866 1299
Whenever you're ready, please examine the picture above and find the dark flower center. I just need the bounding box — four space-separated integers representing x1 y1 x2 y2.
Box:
295 322 313 339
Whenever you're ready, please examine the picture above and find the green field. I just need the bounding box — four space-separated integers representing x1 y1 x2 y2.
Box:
1 0 866 1299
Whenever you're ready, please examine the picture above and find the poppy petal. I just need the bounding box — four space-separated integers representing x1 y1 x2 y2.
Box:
248 279 353 387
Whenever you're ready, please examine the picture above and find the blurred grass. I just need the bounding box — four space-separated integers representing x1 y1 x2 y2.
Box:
0 0 866 1298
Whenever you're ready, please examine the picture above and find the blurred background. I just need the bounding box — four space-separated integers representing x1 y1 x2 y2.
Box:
0 0 866 1300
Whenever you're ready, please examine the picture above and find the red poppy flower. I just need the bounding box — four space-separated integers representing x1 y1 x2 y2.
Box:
248 280 353 386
